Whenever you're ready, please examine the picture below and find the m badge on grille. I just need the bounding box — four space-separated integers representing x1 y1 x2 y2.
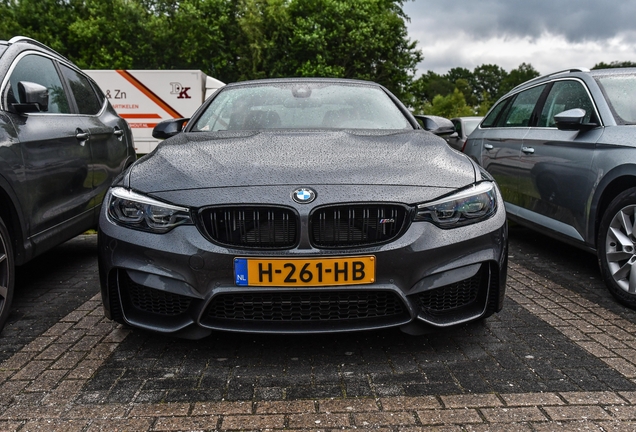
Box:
292 187 316 204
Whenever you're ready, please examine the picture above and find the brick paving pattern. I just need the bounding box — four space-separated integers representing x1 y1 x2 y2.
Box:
1 229 636 430
0 235 101 364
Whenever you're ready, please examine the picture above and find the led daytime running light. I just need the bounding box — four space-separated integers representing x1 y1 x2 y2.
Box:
107 187 192 233
415 182 497 228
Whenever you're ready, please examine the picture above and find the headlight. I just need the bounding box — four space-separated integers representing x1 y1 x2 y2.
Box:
107 187 193 233
414 182 497 228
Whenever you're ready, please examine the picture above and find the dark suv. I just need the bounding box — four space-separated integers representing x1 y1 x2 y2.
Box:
464 67 636 307
0 37 136 331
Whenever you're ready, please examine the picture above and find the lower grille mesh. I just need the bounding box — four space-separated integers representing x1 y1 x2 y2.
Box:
121 272 192 316
203 291 406 322
416 267 484 316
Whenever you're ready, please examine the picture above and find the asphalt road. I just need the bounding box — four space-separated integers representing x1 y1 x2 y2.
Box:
1 225 636 430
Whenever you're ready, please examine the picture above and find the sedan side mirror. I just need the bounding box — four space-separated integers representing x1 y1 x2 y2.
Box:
413 115 456 136
12 81 49 113
152 118 190 139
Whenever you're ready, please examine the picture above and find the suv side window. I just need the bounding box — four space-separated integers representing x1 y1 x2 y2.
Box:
91 77 106 106
496 85 545 127
538 80 595 127
481 99 509 128
6 54 70 114
60 65 102 115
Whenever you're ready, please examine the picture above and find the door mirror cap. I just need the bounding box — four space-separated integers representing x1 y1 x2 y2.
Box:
554 108 588 130
12 81 49 113
413 115 456 136
152 118 190 139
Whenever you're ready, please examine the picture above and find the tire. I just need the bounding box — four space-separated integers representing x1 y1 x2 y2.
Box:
0 216 15 332
598 187 636 308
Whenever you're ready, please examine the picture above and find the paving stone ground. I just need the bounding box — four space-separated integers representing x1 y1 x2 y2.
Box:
1 227 636 430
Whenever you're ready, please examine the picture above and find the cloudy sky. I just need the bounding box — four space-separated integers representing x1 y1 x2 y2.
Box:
402 0 636 77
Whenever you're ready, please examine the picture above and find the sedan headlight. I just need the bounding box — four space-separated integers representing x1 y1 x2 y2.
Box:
414 182 497 228
107 187 193 233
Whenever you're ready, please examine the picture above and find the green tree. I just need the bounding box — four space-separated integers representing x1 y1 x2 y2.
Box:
423 88 474 118
66 0 149 69
446 67 472 85
446 68 477 106
498 62 540 98
236 0 291 80
592 60 636 69
476 91 492 116
142 0 241 82
196 0 422 98
410 63 540 117
454 76 477 107
471 64 507 105
0 0 422 98
0 0 75 54
407 70 453 111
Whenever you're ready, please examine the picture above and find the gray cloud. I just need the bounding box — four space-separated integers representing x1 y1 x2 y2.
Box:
402 0 636 75
403 0 636 43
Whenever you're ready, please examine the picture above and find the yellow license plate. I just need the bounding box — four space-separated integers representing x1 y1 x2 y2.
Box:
234 256 376 287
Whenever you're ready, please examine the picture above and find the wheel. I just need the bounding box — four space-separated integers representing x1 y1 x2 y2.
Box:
598 188 636 308
0 216 15 332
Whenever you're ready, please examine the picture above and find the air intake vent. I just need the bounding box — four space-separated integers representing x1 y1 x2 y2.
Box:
203 291 407 323
416 265 488 318
120 271 192 316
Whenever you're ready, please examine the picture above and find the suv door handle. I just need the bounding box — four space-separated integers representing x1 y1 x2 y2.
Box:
521 146 535 154
75 128 89 146
113 127 124 137
484 144 494 150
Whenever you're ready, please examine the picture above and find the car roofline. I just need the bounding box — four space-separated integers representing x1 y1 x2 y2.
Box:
5 36 71 63
506 66 636 98
223 77 380 88
588 67 636 76
509 68 591 94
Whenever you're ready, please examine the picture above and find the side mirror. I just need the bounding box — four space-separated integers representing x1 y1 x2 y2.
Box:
413 114 456 136
152 118 190 139
12 81 49 113
554 108 587 130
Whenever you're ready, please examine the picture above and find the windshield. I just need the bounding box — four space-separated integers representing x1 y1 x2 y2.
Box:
595 74 636 125
193 82 412 131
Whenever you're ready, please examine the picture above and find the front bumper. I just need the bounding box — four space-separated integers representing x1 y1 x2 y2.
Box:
98 198 508 339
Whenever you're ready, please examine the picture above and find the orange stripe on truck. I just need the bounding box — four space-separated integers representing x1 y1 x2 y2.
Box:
116 70 183 118
120 113 162 119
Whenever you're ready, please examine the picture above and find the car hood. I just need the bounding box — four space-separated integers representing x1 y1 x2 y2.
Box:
127 130 476 192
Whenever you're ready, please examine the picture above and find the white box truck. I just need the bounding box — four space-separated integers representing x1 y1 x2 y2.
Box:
84 70 224 154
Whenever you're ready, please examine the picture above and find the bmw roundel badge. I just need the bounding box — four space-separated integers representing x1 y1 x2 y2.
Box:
292 187 317 204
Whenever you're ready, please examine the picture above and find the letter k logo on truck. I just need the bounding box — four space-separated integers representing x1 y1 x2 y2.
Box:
170 82 191 99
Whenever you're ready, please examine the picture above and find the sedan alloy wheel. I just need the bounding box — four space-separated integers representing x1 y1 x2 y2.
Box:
599 188 636 307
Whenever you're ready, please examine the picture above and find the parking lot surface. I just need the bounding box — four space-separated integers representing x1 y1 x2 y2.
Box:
1 226 636 431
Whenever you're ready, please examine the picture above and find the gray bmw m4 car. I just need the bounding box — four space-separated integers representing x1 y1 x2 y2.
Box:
98 78 508 339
